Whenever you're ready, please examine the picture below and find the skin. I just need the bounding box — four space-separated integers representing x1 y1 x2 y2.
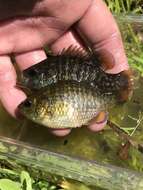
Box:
0 0 129 136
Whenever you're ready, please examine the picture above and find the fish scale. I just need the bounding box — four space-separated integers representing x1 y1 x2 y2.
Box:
20 54 102 90
19 81 105 128
20 53 128 96
18 48 133 129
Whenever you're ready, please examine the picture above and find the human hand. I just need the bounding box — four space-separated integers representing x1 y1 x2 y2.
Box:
0 0 129 136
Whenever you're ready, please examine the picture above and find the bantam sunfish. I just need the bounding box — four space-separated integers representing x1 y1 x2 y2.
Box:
18 47 133 129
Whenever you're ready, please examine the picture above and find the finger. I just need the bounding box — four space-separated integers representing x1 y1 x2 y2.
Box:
76 0 129 73
0 55 26 117
88 120 107 132
0 0 91 22
50 30 86 54
49 128 71 137
0 17 67 55
0 0 91 55
0 49 46 118
88 112 108 132
15 49 47 70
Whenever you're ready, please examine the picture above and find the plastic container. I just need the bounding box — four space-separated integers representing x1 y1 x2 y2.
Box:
0 15 143 190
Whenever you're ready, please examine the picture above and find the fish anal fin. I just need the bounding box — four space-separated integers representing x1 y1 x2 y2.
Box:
89 111 107 125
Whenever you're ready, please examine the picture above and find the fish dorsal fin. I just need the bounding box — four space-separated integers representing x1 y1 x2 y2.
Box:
59 45 89 59
66 46 115 70
54 45 115 70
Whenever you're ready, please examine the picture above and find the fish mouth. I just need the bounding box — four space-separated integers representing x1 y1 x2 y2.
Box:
17 99 33 118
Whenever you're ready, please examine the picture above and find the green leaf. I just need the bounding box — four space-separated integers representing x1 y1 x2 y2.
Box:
20 171 32 190
0 179 21 190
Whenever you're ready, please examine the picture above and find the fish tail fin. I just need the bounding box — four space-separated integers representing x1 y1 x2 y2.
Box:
117 69 133 103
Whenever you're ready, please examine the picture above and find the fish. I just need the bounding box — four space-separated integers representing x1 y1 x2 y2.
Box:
19 47 127 93
18 81 108 128
18 47 133 129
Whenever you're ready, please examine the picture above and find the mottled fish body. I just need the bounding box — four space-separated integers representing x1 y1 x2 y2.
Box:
19 81 111 128
18 48 133 128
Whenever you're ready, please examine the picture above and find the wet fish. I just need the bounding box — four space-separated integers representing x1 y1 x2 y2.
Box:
18 81 107 128
18 47 133 129
20 50 101 90
19 48 129 94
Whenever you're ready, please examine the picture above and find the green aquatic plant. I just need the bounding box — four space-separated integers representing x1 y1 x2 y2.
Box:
0 168 60 190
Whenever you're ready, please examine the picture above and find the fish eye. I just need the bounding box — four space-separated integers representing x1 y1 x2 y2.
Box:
23 100 32 107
